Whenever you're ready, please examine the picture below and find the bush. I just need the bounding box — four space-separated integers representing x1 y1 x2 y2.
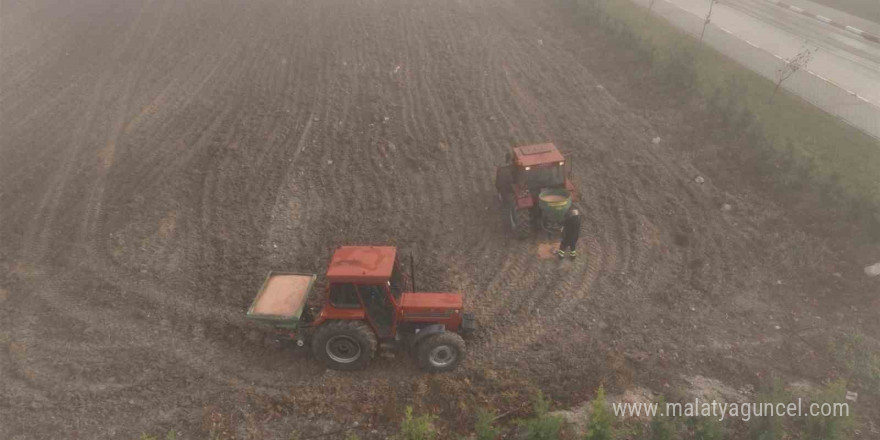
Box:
519 391 564 440
835 333 880 394
399 406 437 440
475 408 502 440
804 380 852 440
140 430 177 440
650 397 679 440
685 416 725 440
751 379 789 440
585 386 615 440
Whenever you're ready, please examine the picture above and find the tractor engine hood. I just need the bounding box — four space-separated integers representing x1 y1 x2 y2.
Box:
399 292 463 320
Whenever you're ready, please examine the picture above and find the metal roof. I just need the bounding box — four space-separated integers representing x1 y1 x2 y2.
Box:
326 246 397 283
513 143 565 167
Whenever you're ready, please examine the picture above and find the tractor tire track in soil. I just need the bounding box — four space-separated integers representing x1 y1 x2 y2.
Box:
2 0 878 438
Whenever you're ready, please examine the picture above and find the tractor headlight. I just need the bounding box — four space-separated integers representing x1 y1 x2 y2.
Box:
524 166 531 171
559 161 564 166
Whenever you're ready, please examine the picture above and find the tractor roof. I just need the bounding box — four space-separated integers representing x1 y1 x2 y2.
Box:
326 246 397 283
513 143 565 167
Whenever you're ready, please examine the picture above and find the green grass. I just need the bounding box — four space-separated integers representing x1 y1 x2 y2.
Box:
571 0 880 214
139 431 177 440
750 380 790 440
834 333 880 394
804 380 854 440
398 406 437 440
810 0 880 25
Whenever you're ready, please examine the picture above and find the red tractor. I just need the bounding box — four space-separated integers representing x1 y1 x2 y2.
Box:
495 143 578 238
246 246 476 372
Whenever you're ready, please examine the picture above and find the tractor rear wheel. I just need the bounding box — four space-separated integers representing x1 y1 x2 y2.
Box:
312 321 377 371
509 206 531 239
416 332 466 373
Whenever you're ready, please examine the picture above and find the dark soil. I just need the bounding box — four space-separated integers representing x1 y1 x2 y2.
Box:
2 0 878 438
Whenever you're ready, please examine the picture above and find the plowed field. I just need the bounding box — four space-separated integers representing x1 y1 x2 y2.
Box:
2 0 878 438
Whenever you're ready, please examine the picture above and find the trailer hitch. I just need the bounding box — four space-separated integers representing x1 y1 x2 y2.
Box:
272 330 306 348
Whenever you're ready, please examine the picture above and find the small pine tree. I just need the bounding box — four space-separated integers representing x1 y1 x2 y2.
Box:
585 386 615 440
475 408 502 440
650 397 678 440
519 391 563 440
399 406 437 440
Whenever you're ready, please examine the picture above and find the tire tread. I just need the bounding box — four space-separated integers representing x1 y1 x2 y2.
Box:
416 332 466 373
312 320 377 371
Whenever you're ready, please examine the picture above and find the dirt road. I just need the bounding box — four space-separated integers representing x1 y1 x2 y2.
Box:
2 0 878 438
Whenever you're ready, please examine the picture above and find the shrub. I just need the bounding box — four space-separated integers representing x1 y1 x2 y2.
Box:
399 406 437 440
519 391 564 440
475 408 502 440
685 416 725 440
139 430 177 440
585 386 615 440
751 379 789 440
650 397 679 440
804 380 852 440
835 333 880 394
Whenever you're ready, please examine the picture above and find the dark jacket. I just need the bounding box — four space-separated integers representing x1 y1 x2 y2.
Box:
562 213 581 243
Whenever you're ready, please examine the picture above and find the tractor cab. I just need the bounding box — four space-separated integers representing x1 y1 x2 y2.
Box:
497 143 574 197
495 143 579 237
318 246 467 339
508 143 567 191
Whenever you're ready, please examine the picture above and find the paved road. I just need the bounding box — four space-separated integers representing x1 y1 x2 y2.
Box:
632 0 880 139
766 0 880 39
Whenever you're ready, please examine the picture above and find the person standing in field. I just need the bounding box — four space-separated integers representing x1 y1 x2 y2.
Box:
557 208 581 259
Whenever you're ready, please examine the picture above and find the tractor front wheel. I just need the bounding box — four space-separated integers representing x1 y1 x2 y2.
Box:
509 206 531 239
416 332 466 373
312 321 377 371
